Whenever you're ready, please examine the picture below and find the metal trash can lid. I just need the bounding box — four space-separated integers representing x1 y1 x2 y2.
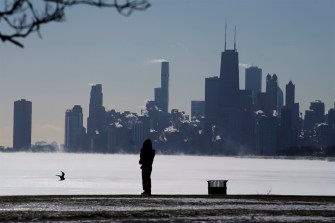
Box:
207 180 228 187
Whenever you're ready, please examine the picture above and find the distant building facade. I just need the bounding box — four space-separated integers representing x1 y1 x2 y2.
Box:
65 105 85 151
13 99 32 150
257 115 278 155
87 84 103 133
286 81 295 108
219 48 239 110
265 74 278 114
245 66 262 104
310 100 325 124
204 76 220 119
191 101 205 119
284 81 299 147
277 86 284 115
86 84 107 151
155 61 169 113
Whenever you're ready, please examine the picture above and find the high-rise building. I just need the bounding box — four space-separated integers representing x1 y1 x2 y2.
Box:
191 101 205 119
316 124 334 148
304 110 317 131
257 115 278 155
217 24 243 152
256 92 267 112
286 81 295 108
310 100 325 124
13 99 32 150
205 77 220 119
65 105 85 151
327 108 335 128
239 90 254 149
87 84 103 133
86 84 107 151
280 107 293 149
219 25 239 110
284 81 299 145
161 61 169 113
245 66 262 104
204 24 243 150
266 74 278 114
154 61 169 113
204 76 220 137
277 86 284 115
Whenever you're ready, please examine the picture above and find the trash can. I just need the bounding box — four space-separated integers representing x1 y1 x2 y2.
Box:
207 180 228 195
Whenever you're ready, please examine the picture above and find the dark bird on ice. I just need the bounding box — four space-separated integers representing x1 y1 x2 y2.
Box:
56 171 65 181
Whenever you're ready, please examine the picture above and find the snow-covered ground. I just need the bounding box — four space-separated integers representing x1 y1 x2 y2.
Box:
0 153 334 195
0 195 334 222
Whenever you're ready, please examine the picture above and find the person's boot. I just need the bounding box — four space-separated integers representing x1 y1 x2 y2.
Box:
141 190 151 195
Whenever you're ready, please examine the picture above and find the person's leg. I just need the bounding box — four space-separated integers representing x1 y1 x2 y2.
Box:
147 167 152 194
141 169 146 192
142 167 152 194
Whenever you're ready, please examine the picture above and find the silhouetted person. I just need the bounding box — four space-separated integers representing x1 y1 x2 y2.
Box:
56 171 65 181
139 139 155 195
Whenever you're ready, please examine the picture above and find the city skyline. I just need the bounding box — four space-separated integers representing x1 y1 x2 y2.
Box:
0 0 334 147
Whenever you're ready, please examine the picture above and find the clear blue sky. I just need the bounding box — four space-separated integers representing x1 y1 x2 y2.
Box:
0 0 334 147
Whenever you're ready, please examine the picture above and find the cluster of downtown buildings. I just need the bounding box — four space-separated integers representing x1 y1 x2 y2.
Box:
3 35 335 156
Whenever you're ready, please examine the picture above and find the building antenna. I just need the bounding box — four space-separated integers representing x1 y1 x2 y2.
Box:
224 19 227 51
234 25 237 51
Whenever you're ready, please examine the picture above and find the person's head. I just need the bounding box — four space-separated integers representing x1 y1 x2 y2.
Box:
142 139 153 151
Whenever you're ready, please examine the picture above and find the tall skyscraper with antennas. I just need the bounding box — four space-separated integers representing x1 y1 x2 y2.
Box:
216 23 244 148
219 24 239 110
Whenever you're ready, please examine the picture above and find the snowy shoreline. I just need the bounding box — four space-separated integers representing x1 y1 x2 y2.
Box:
0 195 334 222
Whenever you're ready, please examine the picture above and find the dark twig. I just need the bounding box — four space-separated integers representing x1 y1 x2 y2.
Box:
0 0 151 48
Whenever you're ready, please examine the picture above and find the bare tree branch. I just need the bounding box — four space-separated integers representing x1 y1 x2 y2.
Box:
0 0 151 48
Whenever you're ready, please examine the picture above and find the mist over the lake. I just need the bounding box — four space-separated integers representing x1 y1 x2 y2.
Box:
1 153 334 196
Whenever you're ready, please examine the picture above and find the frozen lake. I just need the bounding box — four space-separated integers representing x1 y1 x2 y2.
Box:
0 153 334 196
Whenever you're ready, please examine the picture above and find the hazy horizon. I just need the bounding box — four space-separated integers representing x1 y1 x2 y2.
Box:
1 0 334 147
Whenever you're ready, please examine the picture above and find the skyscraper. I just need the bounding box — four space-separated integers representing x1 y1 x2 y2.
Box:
245 66 262 104
13 99 32 150
215 24 244 149
204 76 220 137
277 86 284 115
284 81 299 146
304 110 317 131
286 81 295 108
310 100 325 124
154 61 169 113
204 76 220 119
327 108 335 128
161 61 169 113
87 84 103 133
266 74 278 114
219 25 239 110
257 115 278 155
65 105 85 151
280 107 293 148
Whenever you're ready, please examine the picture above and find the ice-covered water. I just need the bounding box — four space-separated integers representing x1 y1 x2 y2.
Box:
0 153 334 195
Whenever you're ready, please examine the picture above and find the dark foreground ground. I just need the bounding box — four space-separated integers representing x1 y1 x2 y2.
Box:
0 195 334 222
